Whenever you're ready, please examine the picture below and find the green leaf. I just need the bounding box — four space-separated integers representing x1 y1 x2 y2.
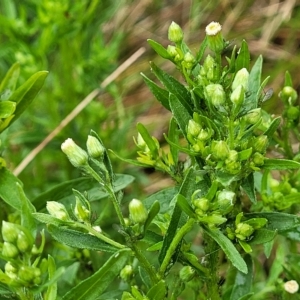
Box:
245 212 300 232
168 117 179 166
204 227 248 274
44 255 58 300
137 123 159 156
62 248 130 300
249 229 277 245
169 93 192 139
0 62 20 100
144 200 160 231
246 55 263 109
284 71 293 87
7 70 48 126
263 117 281 138
0 101 16 118
241 173 256 204
229 254 253 300
263 158 300 170
146 280 167 300
0 167 23 210
176 194 196 218
141 73 170 111
33 213 74 227
147 39 171 59
235 40 250 71
150 62 193 114
196 36 207 62
238 148 252 161
48 225 120 253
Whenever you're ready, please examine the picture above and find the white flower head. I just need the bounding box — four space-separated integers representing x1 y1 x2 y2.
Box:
61 138 88 168
205 22 222 36
284 280 299 294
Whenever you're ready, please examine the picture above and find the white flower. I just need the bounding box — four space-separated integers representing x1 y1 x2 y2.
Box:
205 22 222 36
61 138 88 168
284 280 299 294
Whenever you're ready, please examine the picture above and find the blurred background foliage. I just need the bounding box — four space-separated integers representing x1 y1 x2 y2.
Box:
0 0 299 199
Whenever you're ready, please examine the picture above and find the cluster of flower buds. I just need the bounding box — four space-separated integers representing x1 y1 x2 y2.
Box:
226 213 267 253
1 221 43 287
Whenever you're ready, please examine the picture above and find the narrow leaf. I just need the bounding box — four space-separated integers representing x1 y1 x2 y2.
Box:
263 158 300 170
62 249 130 300
241 173 256 204
0 62 20 99
0 101 16 118
147 39 171 59
263 117 281 138
284 71 293 87
146 280 167 300
144 200 160 231
196 36 207 62
204 227 248 274
235 40 250 71
176 194 196 218
137 123 159 156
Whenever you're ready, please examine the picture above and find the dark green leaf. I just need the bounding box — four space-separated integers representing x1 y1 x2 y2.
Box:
141 73 170 111
241 173 256 204
249 229 277 245
150 62 193 114
62 249 130 300
168 117 179 166
48 225 120 253
245 212 300 232
263 117 281 138
235 40 250 71
0 62 20 100
0 101 16 118
147 39 171 59
263 158 300 170
176 194 196 218
229 254 252 300
146 280 167 300
144 201 160 231
204 227 247 274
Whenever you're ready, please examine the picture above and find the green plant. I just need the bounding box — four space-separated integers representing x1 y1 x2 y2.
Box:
1 21 300 299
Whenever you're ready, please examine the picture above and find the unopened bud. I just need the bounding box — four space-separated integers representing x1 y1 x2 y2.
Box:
193 198 210 212
230 85 244 106
86 135 105 159
280 86 298 105
205 84 225 107
74 198 90 223
252 152 265 166
235 223 254 240
129 199 148 224
253 135 268 153
2 221 20 243
61 138 88 168
168 21 183 43
205 22 224 53
287 106 300 121
179 266 195 282
232 68 249 91
211 140 230 160
16 231 31 253
243 108 261 124
182 52 196 69
46 201 70 221
187 119 201 137
217 190 236 210
203 55 216 72
2 242 19 258
5 262 18 279
120 265 133 281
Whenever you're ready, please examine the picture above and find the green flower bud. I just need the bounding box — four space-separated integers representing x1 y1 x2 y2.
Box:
18 266 41 284
184 52 195 64
232 68 249 91
253 135 268 153
2 242 19 258
120 265 133 281
200 214 227 226
5 262 18 280
187 119 201 137
2 221 20 243
203 54 216 72
252 152 265 166
129 199 148 225
198 129 211 141
225 160 241 175
243 108 261 124
205 21 224 53
168 21 183 43
230 85 244 106
235 223 254 240
217 190 236 214
205 84 225 107
16 231 31 253
61 138 88 168
211 140 230 160
167 45 178 58
179 266 195 282
86 135 105 159
46 201 70 221
287 106 300 121
227 150 238 162
193 198 210 212
279 86 298 105
74 198 90 223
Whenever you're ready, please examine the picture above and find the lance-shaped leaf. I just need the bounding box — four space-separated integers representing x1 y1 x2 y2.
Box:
62 249 130 300
235 40 250 71
147 39 171 59
0 101 16 118
0 62 20 100
263 117 281 138
263 158 300 170
241 173 256 204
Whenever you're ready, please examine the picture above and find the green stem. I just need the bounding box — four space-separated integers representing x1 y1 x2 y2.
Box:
282 124 294 159
228 118 235 149
159 218 195 277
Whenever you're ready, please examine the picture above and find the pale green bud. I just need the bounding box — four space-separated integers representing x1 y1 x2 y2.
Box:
183 52 196 69
16 231 31 253
198 129 211 141
120 265 133 281
211 140 230 160
280 86 298 105
230 85 244 106
18 266 41 284
129 199 148 225
179 266 195 282
2 242 19 258
217 190 236 214
235 223 254 240
187 119 201 137
168 21 183 43
227 150 238 162
203 54 216 72
5 262 18 280
287 106 300 121
74 198 90 222
167 45 178 58
252 152 265 166
61 138 88 168
193 198 210 212
46 201 70 221
253 135 268 153
86 135 105 159
243 108 261 124
205 84 225 107
135 133 150 153
2 221 20 243
232 68 249 91
205 22 224 53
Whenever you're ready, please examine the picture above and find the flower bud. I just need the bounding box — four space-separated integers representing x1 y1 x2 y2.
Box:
205 22 224 53
129 199 148 225
86 135 105 159
74 198 90 223
46 201 70 221
5 262 18 279
227 150 238 162
198 129 211 141
232 68 249 92
2 221 20 243
203 55 216 72
230 85 244 106
2 242 19 258
167 45 178 58
120 265 133 281
61 138 88 168
235 223 254 240
205 84 225 107
211 140 230 160
168 21 183 43
253 135 268 153
252 152 265 166
279 86 298 105
217 190 236 214
135 133 150 153
18 266 41 284
193 198 210 212
16 231 31 253
179 266 195 282
182 52 196 69
187 119 201 137
287 106 300 121
243 108 261 124
284 280 299 294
